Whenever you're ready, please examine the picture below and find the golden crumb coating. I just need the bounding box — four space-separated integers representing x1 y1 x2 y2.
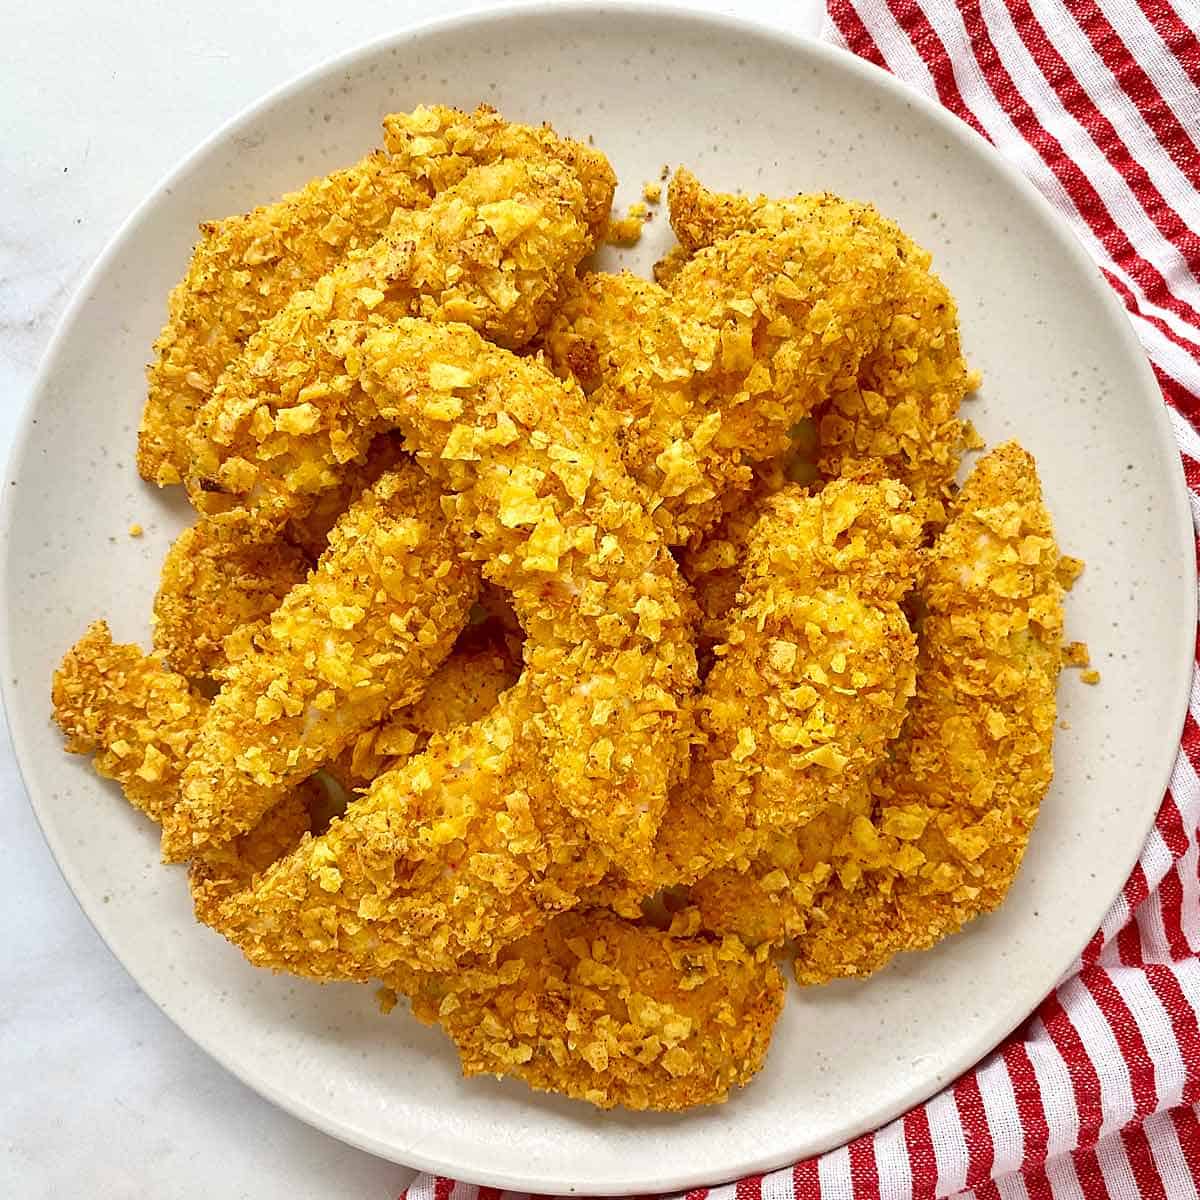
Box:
361 320 698 867
52 621 207 824
186 156 599 530
139 151 432 487
189 785 317 927
677 460 791 654
51 623 321 919
164 462 480 860
790 443 1064 982
652 243 691 288
687 787 872 949
659 479 921 887
539 198 909 545
213 690 607 979
335 628 519 786
398 910 784 1110
210 322 697 977
152 519 309 679
381 104 616 241
282 431 408 560
667 167 975 529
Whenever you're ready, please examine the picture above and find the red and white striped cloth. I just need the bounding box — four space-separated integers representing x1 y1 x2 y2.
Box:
402 3 1200 1196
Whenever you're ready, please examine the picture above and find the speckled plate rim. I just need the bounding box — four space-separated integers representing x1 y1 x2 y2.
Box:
3 1 1195 1191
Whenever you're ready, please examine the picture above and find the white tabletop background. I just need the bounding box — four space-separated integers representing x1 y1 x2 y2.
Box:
1 1 825 1195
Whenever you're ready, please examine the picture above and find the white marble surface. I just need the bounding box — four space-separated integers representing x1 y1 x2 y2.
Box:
0 1 824 1196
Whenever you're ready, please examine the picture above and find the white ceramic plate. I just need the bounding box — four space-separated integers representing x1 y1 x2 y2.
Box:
4 4 1195 1193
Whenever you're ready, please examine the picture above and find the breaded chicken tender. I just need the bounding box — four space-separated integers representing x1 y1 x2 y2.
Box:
540 201 909 545
666 168 976 529
139 151 432 487
335 627 519 785
51 623 322 923
281 431 408 560
362 321 698 867
52 621 207 824
211 323 697 976
677 459 791 654
189 786 317 927
186 155 604 530
687 787 872 949
164 462 480 861
789 443 1064 982
659 479 921 886
381 104 616 242
398 910 785 1110
152 519 310 679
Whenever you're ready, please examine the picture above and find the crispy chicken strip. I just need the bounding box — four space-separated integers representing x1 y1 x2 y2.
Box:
211 323 697 975
658 479 921 887
666 168 976 529
165 462 480 861
281 431 408 560
189 787 317 927
139 152 432 487
140 103 615 489
52 616 522 934
361 321 698 866
397 910 785 1111
152 520 309 679
786 443 1064 982
539 200 909 545
687 786 872 949
52 621 207 824
335 625 519 786
51 622 318 923
154 435 409 685
381 104 616 241
677 459 791 654
186 154 607 529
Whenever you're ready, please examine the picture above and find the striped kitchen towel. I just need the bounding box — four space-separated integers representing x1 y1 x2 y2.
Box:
402 2 1200 1196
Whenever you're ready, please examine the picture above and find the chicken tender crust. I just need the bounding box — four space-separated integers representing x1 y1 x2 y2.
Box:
52 621 207 824
186 156 602 531
791 443 1064 982
399 910 785 1111
139 151 432 487
166 462 480 860
541 198 911 545
666 167 976 530
152 519 310 679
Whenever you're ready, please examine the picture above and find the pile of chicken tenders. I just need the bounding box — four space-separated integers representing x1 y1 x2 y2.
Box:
52 105 1078 1111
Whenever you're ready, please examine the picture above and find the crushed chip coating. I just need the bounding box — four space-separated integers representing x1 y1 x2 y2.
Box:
334 626 520 787
164 462 480 860
185 154 605 532
138 149 433 487
210 322 697 976
189 787 317 929
785 443 1065 981
397 910 784 1110
152 518 310 679
665 168 975 531
52 621 207 824
540 196 912 545
51 623 321 923
381 104 616 242
281 431 408 560
662 479 922 887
